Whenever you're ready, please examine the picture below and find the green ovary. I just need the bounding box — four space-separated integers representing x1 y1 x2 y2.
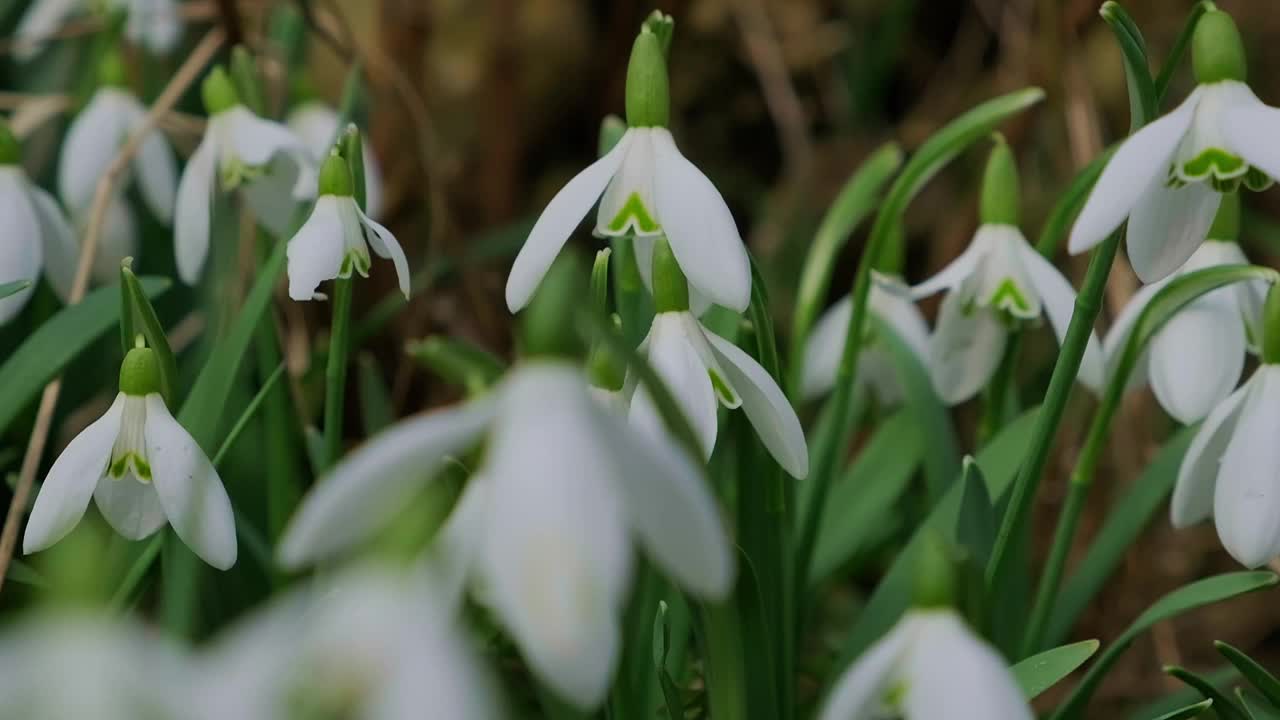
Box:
607 192 660 234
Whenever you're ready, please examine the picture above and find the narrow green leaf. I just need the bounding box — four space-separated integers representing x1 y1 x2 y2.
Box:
1238 687 1280 720
1130 668 1240 720
956 457 996 568
1035 149 1111 258
653 601 683 720
1101 1 1157 131
7 559 46 588
123 265 180 408
211 363 287 467
406 336 506 397
0 277 170 436
0 279 29 300
356 353 394 434
1217 642 1280 709
1051 572 1279 720
1150 699 1214 720
1012 640 1100 699
1166 665 1248 720
1153 1 1211 101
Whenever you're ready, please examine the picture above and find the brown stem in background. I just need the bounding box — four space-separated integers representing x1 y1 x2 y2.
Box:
214 0 243 46
0 28 226 596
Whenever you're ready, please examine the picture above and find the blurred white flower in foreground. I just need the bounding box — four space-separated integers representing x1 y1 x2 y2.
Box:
819 609 1032 720
0 614 191 718
15 0 183 60
288 101 385 220
912 224 1104 405
506 25 750 313
0 122 75 324
1068 9 1280 282
24 345 236 570
286 151 408 301
280 362 733 709
196 567 501 720
801 274 931 405
1104 239 1263 424
175 67 315 285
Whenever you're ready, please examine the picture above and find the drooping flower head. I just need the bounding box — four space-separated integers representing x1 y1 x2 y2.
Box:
506 14 751 313
287 101 386 220
15 0 183 61
1069 8 1280 281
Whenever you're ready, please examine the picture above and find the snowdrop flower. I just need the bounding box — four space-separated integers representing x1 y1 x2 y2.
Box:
913 139 1104 405
196 566 501 720
819 608 1031 720
286 151 409 301
175 66 315 285
280 361 734 709
288 100 385 220
506 20 751 313
802 273 931 404
0 613 192 719
15 0 182 60
1069 9 1280 282
1104 199 1264 423
23 343 237 569
0 121 75 324
1171 284 1280 568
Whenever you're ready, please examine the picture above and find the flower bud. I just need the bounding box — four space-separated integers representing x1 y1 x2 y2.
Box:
0 119 20 166
200 66 241 115
98 49 127 88
119 343 162 397
1208 191 1241 241
1193 9 1247 84
1262 283 1280 365
652 237 689 313
625 27 670 128
980 134 1020 226
912 529 958 609
318 151 354 197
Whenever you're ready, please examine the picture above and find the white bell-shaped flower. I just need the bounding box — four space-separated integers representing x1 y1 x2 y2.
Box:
279 361 734 709
912 224 1105 405
0 124 75 324
1068 9 1280 282
1104 239 1263 424
819 608 1032 720
175 67 315 285
15 0 182 60
506 25 750 313
802 273 931 405
195 566 502 720
23 345 236 569
287 101 385 220
286 152 409 301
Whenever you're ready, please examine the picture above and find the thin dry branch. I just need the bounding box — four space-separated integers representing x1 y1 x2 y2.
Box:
0 28 226 596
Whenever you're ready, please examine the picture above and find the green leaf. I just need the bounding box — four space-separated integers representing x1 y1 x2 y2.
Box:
1166 665 1248 720
1151 699 1215 720
1012 640 1100 699
1217 641 1280 709
1100 1 1157 132
0 279 29 300
1051 572 1279 720
1131 668 1240 720
122 264 180 408
788 142 902 398
357 353 394 434
406 336 506 397
1239 687 1280 720
653 601 683 720
808 410 920 586
1153 2 1212 101
955 455 995 567
1035 149 1111 258
0 277 170 437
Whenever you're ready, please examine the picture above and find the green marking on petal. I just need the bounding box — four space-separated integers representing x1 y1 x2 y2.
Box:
109 454 130 479
1244 166 1274 192
1179 147 1247 183
709 368 741 409
134 457 152 482
109 452 150 481
220 158 265 191
987 278 1033 317
607 192 660 234
883 680 907 710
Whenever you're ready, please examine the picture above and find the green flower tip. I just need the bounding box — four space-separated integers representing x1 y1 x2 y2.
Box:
119 344 162 397
0 118 20 165
643 10 675 57
1262 283 1280 365
521 254 587 360
1193 9 1247 84
980 133 1020 226
912 529 958 609
652 236 689 313
1208 191 1240 241
98 49 127 88
318 151 354 197
201 66 241 115
625 27 670 128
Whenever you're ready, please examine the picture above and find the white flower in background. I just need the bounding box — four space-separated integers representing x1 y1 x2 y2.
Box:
0 614 192 719
15 0 182 60
0 123 75 324
279 362 734 709
912 224 1105 405
1068 9 1280 282
819 608 1032 720
23 344 236 569
286 151 409 301
175 67 315 285
802 273 931 405
288 101 385 220
505 24 751 313
196 567 502 720
1104 239 1264 424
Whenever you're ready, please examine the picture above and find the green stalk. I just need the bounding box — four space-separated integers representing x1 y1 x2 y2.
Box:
978 332 1022 443
322 275 354 468
702 602 748 720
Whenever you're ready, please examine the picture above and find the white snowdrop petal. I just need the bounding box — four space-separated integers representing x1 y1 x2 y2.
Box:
910 234 989 300
425 476 490 609
58 90 127 214
143 395 237 570
125 0 183 54
1126 179 1220 283
929 283 1008 406
23 395 126 554
1214 368 1280 568
28 184 79 303
132 115 179 224
651 129 751 312
630 315 719 459
1101 279 1166 392
1016 243 1105 394
506 131 633 312
873 276 932 362
1067 89 1200 255
225 107 310 168
899 612 1033 720
277 396 495 568
0 173 43 324
802 296 851 401
818 619 912 720
704 329 809 479
286 197 347 301
174 137 218 285
1149 302 1246 424
93 474 167 540
357 205 411 298
243 155 306 236
13 0 81 60
1222 89 1280 182
1172 378 1251 528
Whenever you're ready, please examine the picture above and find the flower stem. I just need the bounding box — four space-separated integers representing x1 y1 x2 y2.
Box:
323 275 354 468
701 601 748 720
978 332 1022 444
